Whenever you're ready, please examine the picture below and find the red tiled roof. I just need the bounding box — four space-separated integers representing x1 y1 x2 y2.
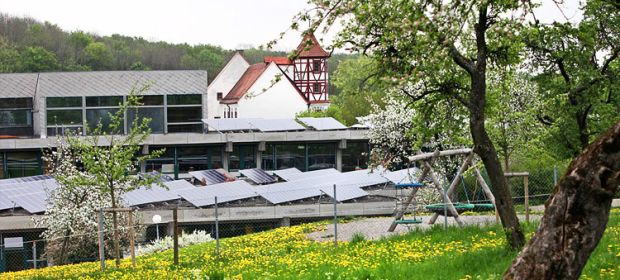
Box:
264 56 292 65
220 63 269 104
296 33 330 58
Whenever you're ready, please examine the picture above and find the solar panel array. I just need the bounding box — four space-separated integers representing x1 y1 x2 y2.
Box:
202 118 256 132
382 168 422 184
283 168 340 181
271 168 303 181
0 179 57 213
201 118 313 132
139 171 174 183
0 175 53 186
239 168 277 184
189 169 232 185
298 117 347 131
177 180 258 206
123 180 195 206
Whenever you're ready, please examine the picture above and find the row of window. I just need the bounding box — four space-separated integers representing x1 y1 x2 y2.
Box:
46 94 203 135
0 151 42 179
0 98 34 137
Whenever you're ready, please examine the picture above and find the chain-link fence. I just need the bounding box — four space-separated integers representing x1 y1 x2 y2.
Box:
0 167 560 273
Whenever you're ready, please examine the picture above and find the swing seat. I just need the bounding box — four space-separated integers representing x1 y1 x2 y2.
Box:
395 183 424 189
395 218 422 224
425 203 475 216
472 203 495 212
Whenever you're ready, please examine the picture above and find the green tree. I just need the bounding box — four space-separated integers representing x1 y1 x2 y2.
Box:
331 56 387 125
84 42 113 70
19 46 60 72
67 85 163 267
68 30 93 63
297 0 527 248
525 0 620 158
0 36 20 72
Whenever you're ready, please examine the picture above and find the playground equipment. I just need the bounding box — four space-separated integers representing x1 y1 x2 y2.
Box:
394 182 425 225
388 148 498 232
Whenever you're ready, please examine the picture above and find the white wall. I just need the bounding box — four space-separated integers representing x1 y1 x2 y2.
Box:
206 52 249 119
237 63 309 119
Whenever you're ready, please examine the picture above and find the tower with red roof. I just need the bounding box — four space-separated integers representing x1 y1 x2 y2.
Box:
291 33 330 105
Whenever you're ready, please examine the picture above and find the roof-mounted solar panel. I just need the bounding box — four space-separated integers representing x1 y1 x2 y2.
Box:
122 179 195 207
189 169 234 185
271 168 303 181
320 185 369 202
0 175 54 186
249 119 305 132
139 171 174 183
298 117 347 131
284 168 340 181
177 180 258 207
202 118 257 132
239 168 278 184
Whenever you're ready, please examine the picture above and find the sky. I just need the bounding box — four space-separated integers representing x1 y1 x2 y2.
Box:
0 0 583 52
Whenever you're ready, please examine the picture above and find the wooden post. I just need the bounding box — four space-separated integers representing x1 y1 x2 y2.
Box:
97 208 105 271
524 174 530 223
475 168 499 223
32 240 37 269
173 208 179 265
428 152 474 224
128 211 136 268
426 164 463 226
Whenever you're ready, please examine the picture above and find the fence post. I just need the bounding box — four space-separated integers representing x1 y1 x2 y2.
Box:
524 175 530 223
214 196 220 258
173 207 179 265
443 179 448 230
32 240 37 269
553 165 558 186
98 208 105 271
333 184 338 247
128 211 136 268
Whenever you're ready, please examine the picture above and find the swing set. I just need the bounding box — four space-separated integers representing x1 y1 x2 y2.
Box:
388 148 498 232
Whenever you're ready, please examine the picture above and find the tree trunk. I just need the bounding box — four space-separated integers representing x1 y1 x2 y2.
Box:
58 228 72 265
109 184 121 267
504 121 620 279
469 67 526 249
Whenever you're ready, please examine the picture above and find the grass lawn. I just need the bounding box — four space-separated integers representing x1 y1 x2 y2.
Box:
2 210 619 279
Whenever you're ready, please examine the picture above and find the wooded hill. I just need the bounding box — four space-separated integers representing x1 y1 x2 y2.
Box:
0 13 350 89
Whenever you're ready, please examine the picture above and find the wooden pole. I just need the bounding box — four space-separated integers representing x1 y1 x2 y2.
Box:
524 175 530 223
388 150 439 232
475 168 499 223
428 152 474 223
97 208 105 271
407 148 472 162
426 164 463 226
128 211 136 268
173 208 179 265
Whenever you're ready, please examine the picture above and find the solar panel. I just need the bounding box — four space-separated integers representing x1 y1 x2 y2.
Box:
139 171 174 183
298 117 347 131
383 168 422 184
177 180 258 207
0 179 57 214
248 119 305 132
271 168 303 181
320 185 369 202
0 195 15 210
189 169 232 185
123 180 195 206
202 118 257 132
283 168 340 181
239 168 277 184
257 187 323 204
0 175 54 186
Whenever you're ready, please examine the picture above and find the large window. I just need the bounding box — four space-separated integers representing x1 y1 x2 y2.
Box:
342 141 369 172
228 145 255 171
0 98 33 137
46 97 83 136
4 151 41 178
307 143 336 171
86 108 122 133
275 144 306 171
127 95 165 134
146 145 223 179
166 94 203 133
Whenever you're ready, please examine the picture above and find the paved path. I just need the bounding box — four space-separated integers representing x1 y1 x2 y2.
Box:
307 214 540 242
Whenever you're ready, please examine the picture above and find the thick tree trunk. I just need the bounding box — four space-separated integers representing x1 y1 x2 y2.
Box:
504 121 620 279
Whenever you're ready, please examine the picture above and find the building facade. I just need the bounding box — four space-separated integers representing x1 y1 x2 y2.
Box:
206 33 331 119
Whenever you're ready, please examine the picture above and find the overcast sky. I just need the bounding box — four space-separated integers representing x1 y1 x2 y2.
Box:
0 0 583 52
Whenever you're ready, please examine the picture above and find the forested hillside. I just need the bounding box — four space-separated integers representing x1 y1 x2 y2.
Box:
0 13 350 87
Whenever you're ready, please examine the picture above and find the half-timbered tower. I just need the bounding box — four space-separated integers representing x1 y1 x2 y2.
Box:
290 33 330 105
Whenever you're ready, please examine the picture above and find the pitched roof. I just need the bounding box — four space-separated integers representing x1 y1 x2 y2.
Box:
0 73 39 98
220 63 269 104
36 70 208 97
296 33 330 58
264 56 292 65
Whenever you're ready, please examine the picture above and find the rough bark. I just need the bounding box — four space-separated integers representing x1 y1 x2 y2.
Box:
504 121 620 280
